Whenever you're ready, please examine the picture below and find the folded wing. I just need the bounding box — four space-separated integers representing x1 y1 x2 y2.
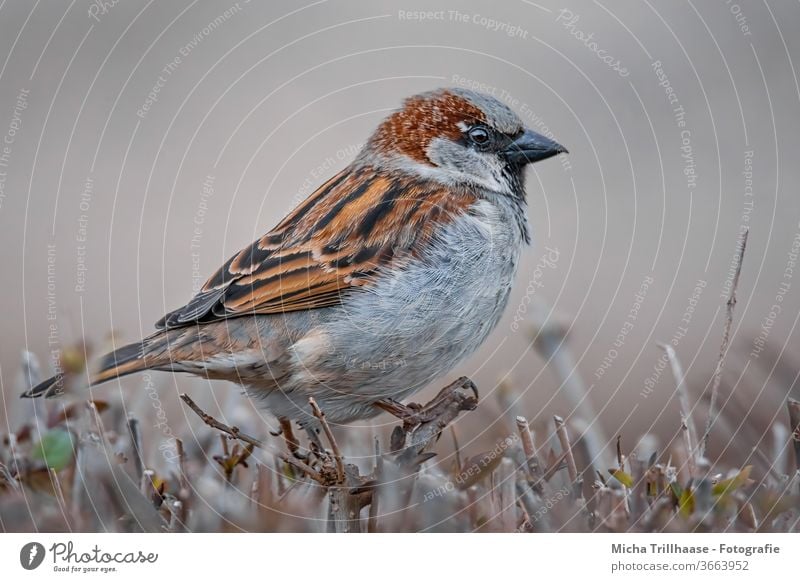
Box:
157 167 474 329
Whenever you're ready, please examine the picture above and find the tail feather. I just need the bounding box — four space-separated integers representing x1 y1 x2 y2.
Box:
21 339 153 399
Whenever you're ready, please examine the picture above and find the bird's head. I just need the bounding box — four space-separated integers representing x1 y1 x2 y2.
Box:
362 87 567 196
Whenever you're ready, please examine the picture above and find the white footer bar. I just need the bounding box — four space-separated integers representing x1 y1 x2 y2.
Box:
1 533 794 580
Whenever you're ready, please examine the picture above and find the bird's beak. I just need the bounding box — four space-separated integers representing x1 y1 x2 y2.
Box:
503 128 568 165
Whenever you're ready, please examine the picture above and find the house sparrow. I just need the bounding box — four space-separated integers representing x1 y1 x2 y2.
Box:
23 88 566 431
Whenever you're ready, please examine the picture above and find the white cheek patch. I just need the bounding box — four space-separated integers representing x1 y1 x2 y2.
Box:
425 137 512 195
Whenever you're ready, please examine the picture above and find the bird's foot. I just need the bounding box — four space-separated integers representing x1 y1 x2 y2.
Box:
374 376 479 427
373 399 422 424
375 376 479 463
294 417 327 457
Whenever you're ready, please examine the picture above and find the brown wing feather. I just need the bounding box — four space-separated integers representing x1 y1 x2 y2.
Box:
156 166 475 329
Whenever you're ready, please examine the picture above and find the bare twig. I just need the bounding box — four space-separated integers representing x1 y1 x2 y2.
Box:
450 426 462 475
701 228 748 457
49 467 68 512
179 393 265 450
174 438 190 512
127 417 144 481
278 453 326 486
658 343 698 478
516 416 539 480
367 436 383 533
788 398 800 473
554 415 578 484
279 417 305 459
309 397 345 483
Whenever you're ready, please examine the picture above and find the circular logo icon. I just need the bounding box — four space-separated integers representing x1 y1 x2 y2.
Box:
19 542 45 570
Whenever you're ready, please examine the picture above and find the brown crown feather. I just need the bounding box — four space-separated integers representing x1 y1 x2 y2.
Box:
368 90 487 164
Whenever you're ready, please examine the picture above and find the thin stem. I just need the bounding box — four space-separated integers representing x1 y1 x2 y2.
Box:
701 228 748 458
179 393 265 450
308 397 345 483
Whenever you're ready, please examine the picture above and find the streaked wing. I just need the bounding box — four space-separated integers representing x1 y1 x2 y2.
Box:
157 166 475 329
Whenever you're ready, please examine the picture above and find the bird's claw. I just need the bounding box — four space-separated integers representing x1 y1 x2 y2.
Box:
375 376 479 426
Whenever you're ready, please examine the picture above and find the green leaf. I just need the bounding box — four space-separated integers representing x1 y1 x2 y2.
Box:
679 487 695 518
712 465 752 497
608 469 633 488
456 447 507 490
30 429 74 471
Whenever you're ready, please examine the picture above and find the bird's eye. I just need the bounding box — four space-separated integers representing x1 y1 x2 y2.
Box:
468 126 491 146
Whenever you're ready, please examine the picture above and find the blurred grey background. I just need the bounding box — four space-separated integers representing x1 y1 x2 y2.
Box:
1 0 799 462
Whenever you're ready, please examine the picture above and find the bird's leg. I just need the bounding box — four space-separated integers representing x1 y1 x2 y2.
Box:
373 399 422 424
375 377 480 462
374 377 479 426
297 417 326 454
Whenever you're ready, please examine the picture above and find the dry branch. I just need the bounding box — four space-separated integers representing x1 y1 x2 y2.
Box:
49 467 67 512
179 393 265 450
278 453 326 486
127 417 144 482
658 343 697 478
788 398 800 474
367 436 383 533
701 228 748 458
516 415 540 480
554 415 578 484
278 417 303 458
378 377 478 467
309 397 345 483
